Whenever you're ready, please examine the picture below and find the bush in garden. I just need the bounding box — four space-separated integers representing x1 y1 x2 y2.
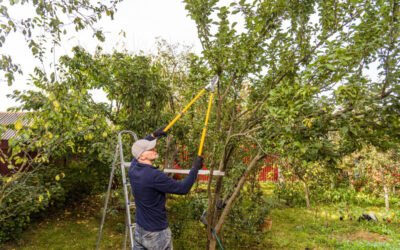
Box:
223 187 271 248
0 155 110 244
0 165 65 243
60 159 111 202
274 182 306 207
316 187 357 204
275 181 391 208
167 192 207 249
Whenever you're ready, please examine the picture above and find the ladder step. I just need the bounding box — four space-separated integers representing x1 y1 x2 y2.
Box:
122 162 131 168
164 169 225 176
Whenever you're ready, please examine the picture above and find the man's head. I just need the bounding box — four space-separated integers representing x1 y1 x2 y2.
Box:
131 139 159 163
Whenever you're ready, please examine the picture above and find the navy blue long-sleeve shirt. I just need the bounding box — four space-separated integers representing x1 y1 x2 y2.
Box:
128 158 198 231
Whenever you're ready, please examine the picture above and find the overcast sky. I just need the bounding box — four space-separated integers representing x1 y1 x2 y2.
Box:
0 0 202 111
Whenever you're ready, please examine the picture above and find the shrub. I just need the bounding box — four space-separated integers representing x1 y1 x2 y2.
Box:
317 187 358 204
60 159 111 202
167 192 207 249
0 165 65 243
274 182 306 207
223 186 271 248
0 157 110 244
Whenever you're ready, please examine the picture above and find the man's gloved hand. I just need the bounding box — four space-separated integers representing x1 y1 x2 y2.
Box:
192 156 204 170
145 126 167 141
152 126 167 138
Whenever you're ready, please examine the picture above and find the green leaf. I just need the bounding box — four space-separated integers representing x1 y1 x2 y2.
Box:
325 64 335 71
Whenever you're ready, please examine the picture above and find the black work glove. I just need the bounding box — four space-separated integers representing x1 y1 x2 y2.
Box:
144 126 167 141
192 156 204 170
152 126 167 138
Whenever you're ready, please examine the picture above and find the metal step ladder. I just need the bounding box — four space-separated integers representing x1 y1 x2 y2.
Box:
96 130 138 250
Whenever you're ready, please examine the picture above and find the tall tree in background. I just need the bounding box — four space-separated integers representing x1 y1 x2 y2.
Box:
57 46 171 135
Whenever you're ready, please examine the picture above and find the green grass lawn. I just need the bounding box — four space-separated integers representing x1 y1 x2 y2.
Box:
2 195 127 250
265 206 400 249
2 192 400 250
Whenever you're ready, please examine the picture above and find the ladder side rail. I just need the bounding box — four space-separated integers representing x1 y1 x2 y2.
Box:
118 130 138 249
95 144 120 250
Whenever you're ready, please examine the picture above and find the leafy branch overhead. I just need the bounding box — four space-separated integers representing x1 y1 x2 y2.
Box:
0 0 122 85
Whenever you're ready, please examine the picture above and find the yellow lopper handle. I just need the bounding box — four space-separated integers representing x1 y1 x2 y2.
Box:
198 93 214 156
163 75 218 132
163 89 206 132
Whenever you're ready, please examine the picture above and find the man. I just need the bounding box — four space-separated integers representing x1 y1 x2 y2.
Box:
129 128 203 250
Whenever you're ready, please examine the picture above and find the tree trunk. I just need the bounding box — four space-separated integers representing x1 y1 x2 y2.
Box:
205 144 219 250
206 74 224 250
384 185 390 210
303 181 311 209
381 166 390 211
209 238 217 250
278 167 284 183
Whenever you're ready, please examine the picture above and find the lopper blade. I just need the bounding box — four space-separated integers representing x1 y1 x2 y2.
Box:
205 75 219 92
